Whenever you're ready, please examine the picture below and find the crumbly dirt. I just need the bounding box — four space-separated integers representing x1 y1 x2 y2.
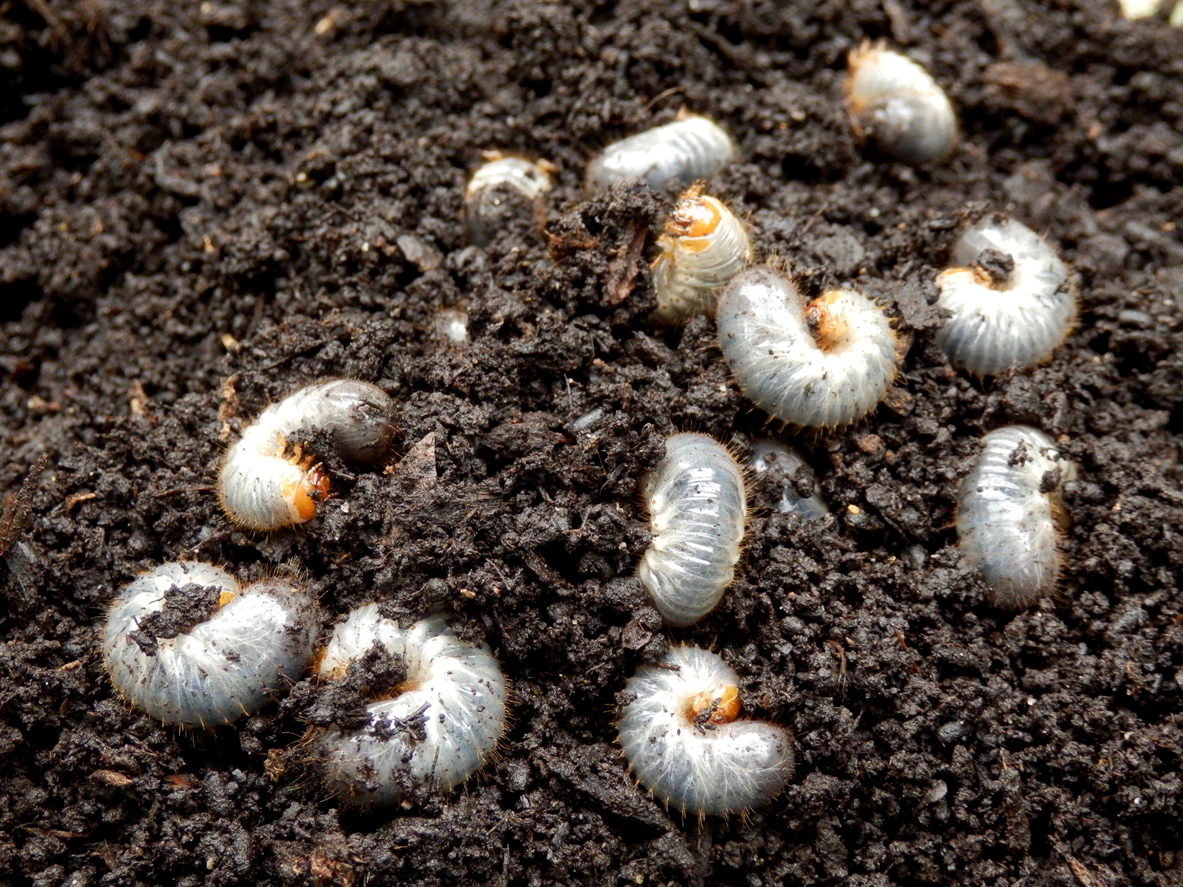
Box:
2 1 1182 885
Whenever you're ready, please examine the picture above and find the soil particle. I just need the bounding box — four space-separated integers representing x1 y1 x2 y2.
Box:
2 0 1183 885
125 580 223 655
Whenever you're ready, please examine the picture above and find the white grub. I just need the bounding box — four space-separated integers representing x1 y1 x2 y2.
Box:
102 562 318 728
1116 0 1161 18
651 187 752 323
935 215 1075 377
957 426 1075 610
585 113 734 193
315 605 508 808
218 380 395 531
717 267 898 428
748 440 828 520
845 42 957 165
464 154 553 246
618 646 793 817
638 433 747 627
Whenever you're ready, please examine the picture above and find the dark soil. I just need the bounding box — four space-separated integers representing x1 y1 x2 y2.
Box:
2 1 1182 885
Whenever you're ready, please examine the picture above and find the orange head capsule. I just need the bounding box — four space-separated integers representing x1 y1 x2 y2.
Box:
311 646 330 679
668 193 724 245
290 464 330 522
689 683 740 727
969 265 996 288
806 290 853 351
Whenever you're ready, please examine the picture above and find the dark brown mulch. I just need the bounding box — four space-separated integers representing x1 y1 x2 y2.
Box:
1 1 1181 885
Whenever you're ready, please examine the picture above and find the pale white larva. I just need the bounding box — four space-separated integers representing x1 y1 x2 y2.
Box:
748 440 828 520
845 42 957 165
618 646 794 817
463 155 553 247
637 433 747 628
102 562 318 727
1116 0 1161 19
651 187 752 323
957 426 1076 610
218 379 395 531
585 113 734 192
716 266 898 428
315 604 508 808
935 215 1076 376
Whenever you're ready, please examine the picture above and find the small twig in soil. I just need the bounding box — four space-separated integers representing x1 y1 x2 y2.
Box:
0 456 47 558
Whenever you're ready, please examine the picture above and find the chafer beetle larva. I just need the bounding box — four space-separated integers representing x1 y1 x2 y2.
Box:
314 605 508 808
717 267 898 428
957 426 1075 609
464 154 554 247
845 42 957 165
586 113 734 193
935 215 1075 377
618 646 794 817
102 562 318 727
651 187 752 323
218 380 395 531
637 433 747 627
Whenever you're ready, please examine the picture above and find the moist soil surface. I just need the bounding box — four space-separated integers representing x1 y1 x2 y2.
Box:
2 1 1182 885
